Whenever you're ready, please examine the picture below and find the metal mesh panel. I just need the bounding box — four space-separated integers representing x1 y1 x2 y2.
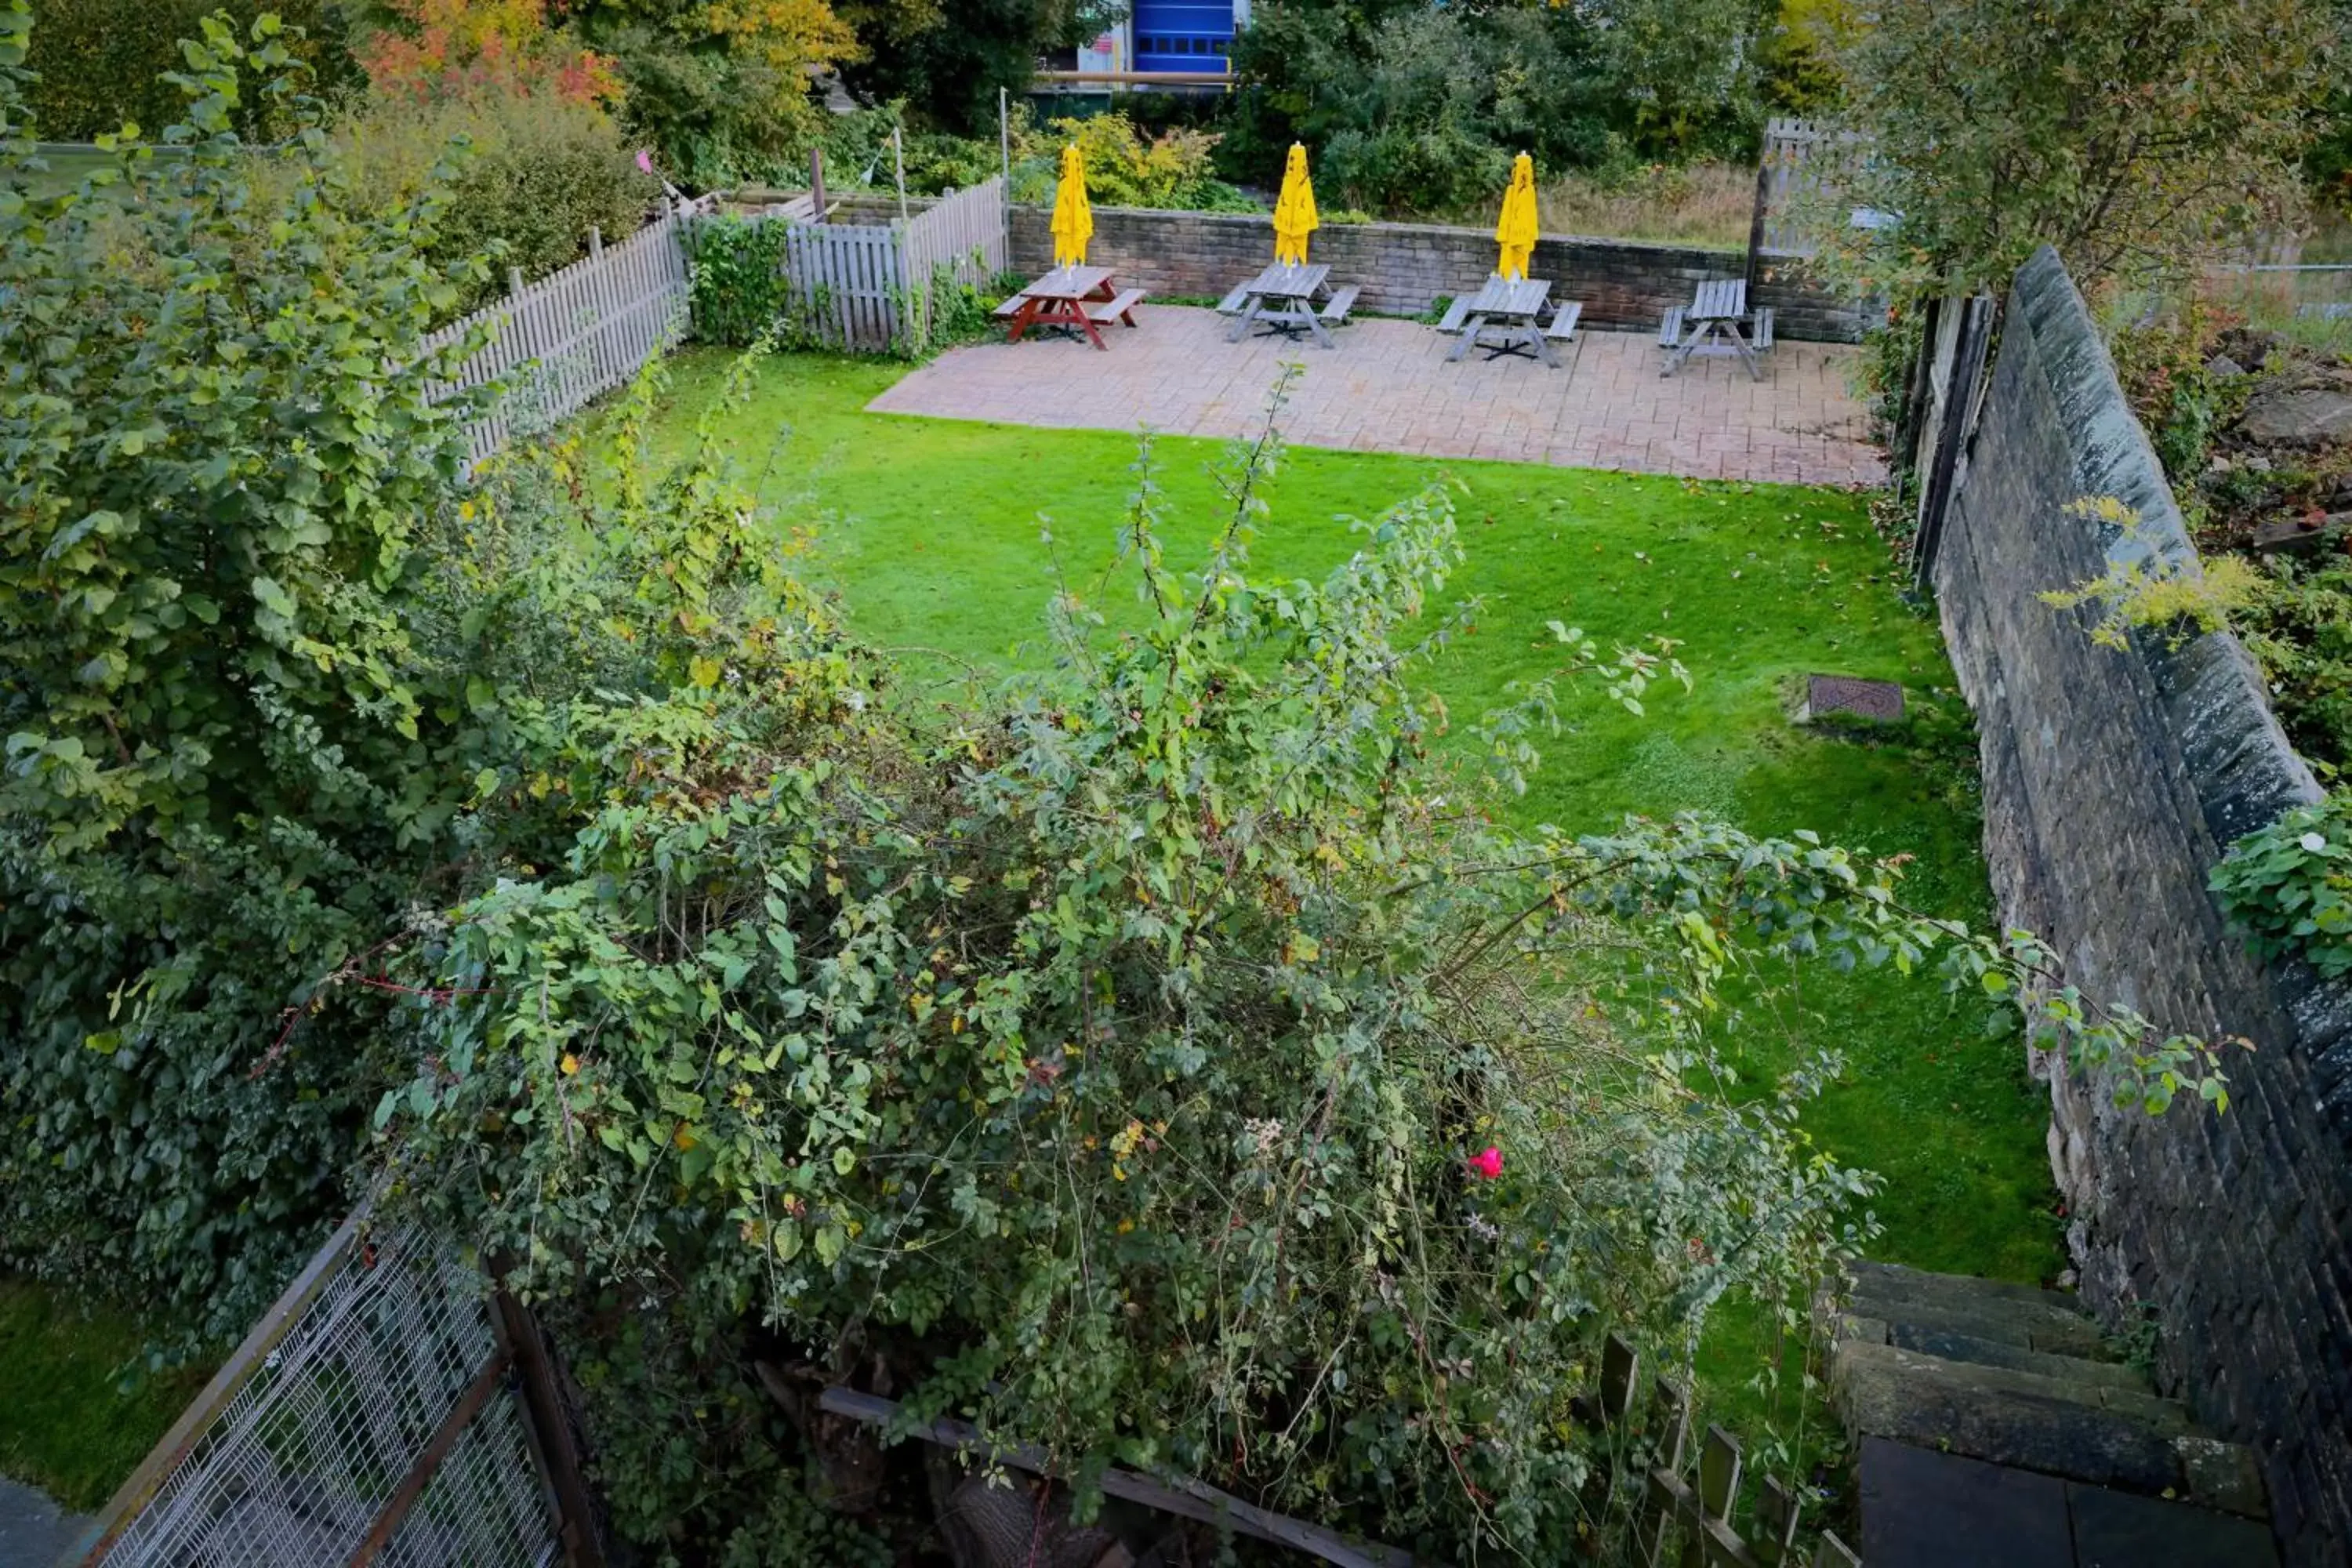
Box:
97 1230 561 1568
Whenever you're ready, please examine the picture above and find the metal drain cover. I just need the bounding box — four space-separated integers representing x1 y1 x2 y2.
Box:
1801 674 1904 723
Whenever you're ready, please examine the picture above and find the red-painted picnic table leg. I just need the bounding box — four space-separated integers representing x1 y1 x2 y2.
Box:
1006 296 1041 344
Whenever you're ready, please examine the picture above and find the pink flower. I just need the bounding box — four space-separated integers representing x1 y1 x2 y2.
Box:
635 149 655 176
1466 1145 1503 1181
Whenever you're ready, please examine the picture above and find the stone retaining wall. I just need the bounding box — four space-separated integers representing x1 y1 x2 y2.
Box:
825 195 1862 342
1929 245 2352 1563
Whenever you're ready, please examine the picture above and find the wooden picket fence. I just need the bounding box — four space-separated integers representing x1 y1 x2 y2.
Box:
777 221 905 352
1581 1334 1861 1568
416 177 1008 462
1755 118 1868 260
772 176 1009 353
419 195 716 469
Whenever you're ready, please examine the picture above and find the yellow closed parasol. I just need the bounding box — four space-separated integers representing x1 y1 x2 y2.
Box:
1050 143 1093 269
1272 143 1319 266
1495 152 1538 281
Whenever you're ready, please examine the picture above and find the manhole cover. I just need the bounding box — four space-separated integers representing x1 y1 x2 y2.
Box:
1801 674 1904 723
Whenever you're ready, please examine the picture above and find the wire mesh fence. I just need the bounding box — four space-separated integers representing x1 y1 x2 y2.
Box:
78 1218 567 1568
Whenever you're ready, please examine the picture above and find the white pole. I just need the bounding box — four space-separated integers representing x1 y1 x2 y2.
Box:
892 124 911 228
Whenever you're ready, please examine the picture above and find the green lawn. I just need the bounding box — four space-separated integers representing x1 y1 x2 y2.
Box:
0 1281 209 1513
645 347 2062 1289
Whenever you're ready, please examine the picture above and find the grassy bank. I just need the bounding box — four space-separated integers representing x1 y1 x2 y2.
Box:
0 1282 208 1513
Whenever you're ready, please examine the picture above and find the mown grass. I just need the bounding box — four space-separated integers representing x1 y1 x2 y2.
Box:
0 1281 209 1513
642 347 2061 1303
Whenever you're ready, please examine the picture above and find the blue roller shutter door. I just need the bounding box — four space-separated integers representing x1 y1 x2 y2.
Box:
1132 1 1234 73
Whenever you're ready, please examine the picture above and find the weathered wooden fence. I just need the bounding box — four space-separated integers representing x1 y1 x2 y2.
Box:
772 176 1010 352
68 1210 602 1568
903 177 1011 289
1756 118 1846 258
420 197 714 469
1584 1334 1862 1568
777 220 906 352
1900 292 1999 586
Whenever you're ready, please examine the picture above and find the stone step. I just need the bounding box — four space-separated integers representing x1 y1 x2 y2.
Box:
1832 1340 2267 1518
1839 1338 2190 1432
1835 1311 2153 1394
1838 1263 2114 1362
1849 1260 2086 1315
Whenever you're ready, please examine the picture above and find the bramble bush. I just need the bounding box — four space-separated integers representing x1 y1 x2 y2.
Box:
0 5 2245 1557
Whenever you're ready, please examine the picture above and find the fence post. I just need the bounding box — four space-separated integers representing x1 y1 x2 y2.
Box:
492 1293 607 1568
811 146 827 224
1911 293 1997 589
1745 148 1773 295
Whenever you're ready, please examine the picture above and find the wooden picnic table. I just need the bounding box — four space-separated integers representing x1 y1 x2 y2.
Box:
1219 261 1358 350
999 266 1146 350
1443 276 1580 369
1660 277 1773 380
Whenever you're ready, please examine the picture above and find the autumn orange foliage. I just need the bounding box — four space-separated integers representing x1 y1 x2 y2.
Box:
363 0 623 107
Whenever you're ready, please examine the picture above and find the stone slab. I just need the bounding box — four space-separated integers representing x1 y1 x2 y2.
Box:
1802 674 1904 721
2067 1482 2280 1568
1860 1436 2074 1568
1887 1324 2151 1394
1835 1341 2190 1493
0 1475 88 1568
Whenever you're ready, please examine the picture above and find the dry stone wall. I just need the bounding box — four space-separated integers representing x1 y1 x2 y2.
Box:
1929 245 2352 1564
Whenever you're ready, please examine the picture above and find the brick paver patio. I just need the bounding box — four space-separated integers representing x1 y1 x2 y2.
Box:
869 304 1886 487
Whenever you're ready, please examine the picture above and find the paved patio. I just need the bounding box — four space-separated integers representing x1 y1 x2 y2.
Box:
870 305 1886 487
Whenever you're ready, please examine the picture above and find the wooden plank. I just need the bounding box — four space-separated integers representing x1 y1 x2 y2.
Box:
343 1345 515 1567
1755 1477 1800 1566
815 1387 1412 1568
1812 1533 1859 1568
491 1293 604 1568
1698 1426 1742 1521
1600 1334 1640 1423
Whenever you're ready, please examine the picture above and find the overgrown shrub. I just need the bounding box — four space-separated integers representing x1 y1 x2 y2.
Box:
2107 297 2255 489
329 87 659 316
1012 112 1254 212
0 7 491 1342
684 213 795 346
20 0 361 140
1226 0 1767 211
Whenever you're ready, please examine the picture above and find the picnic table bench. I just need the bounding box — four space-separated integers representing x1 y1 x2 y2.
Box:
1217 261 1356 349
1660 277 1773 379
996 266 1145 350
1438 275 1582 371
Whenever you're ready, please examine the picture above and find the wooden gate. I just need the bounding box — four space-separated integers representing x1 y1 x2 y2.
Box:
1905 293 2000 586
67 1213 600 1568
780 222 906 352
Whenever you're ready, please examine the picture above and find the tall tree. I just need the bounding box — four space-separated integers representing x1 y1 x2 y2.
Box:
1831 0 2336 292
